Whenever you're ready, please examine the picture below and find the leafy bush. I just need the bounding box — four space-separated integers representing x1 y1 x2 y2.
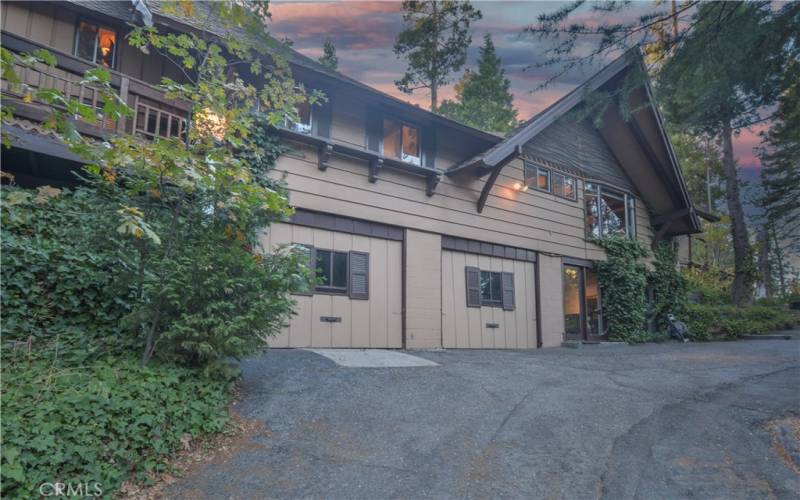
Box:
1 352 229 499
1 187 137 363
685 303 800 340
682 265 732 305
591 236 650 342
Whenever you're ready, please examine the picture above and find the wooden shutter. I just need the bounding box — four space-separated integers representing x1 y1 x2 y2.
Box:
348 251 369 300
501 272 515 311
465 266 481 308
314 89 333 138
422 125 436 169
294 244 315 296
365 108 382 152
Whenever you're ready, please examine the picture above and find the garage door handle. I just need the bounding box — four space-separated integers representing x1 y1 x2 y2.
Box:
486 322 500 329
320 316 342 323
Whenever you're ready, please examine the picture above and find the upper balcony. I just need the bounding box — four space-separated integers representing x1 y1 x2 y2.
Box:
1 31 191 143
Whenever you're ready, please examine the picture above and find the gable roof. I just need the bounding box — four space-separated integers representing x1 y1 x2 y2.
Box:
448 47 702 236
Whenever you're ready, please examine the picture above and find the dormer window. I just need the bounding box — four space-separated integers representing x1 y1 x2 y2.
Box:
382 117 420 165
288 100 312 134
74 20 117 68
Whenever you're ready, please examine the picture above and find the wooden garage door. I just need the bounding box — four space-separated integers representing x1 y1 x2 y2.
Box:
260 222 402 348
441 250 537 349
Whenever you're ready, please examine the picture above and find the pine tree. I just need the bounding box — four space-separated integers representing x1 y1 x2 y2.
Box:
318 37 338 70
393 0 482 111
439 34 518 134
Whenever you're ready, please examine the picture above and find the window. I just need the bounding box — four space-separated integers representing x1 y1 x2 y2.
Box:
315 249 348 293
74 20 117 68
523 162 576 200
480 271 503 306
563 264 604 340
291 245 370 299
585 183 636 239
383 118 421 165
465 267 515 310
287 101 312 134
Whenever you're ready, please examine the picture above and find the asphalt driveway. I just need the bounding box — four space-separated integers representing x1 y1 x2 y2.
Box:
167 340 800 499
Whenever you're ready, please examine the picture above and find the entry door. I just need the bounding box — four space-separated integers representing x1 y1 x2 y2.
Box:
563 265 604 341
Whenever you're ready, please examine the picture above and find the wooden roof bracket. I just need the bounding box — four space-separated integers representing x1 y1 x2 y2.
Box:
476 146 521 213
318 143 333 171
426 173 441 197
368 157 383 183
651 207 694 249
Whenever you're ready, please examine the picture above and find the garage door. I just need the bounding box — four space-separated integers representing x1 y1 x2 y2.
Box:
441 250 537 348
260 222 402 348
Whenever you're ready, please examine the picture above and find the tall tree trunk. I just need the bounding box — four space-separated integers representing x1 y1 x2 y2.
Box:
770 225 787 296
431 84 438 112
721 120 752 305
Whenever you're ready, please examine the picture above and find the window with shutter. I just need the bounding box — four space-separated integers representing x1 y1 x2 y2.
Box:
465 267 481 308
348 251 369 300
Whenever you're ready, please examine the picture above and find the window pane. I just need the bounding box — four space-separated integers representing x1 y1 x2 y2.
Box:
563 266 581 336
537 168 550 191
563 177 576 200
600 191 626 237
332 252 348 288
626 196 637 238
585 268 601 336
291 101 312 133
524 162 537 186
585 190 600 238
383 118 402 159
490 272 502 302
315 250 332 286
480 271 492 301
75 21 98 62
552 173 564 197
402 124 420 164
97 27 116 67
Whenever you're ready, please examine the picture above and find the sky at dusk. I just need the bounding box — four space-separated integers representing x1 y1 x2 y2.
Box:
268 0 764 173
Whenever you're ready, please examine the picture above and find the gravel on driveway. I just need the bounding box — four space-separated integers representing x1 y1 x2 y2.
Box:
166 340 800 499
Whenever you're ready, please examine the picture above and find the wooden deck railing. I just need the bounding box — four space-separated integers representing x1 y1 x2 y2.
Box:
1 31 190 141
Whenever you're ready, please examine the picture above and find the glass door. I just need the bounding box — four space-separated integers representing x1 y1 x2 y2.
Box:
563 264 604 341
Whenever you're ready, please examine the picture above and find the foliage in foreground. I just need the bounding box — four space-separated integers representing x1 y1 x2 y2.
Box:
684 303 799 341
1 351 229 499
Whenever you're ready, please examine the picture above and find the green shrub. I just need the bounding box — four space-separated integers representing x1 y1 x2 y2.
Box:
685 303 800 339
1 187 136 361
1 353 229 499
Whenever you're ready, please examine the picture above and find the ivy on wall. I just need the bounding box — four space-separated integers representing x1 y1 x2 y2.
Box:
648 240 688 330
591 236 650 343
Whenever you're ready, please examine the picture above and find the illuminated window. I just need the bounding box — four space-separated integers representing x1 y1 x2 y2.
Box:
74 20 117 68
585 183 636 239
523 162 576 200
383 118 421 165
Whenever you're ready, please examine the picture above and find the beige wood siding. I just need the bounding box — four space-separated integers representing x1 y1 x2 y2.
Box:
442 250 537 349
538 254 566 347
259 222 402 348
273 146 604 260
404 229 442 348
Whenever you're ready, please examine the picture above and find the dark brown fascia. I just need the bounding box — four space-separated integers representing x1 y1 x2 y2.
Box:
277 128 442 195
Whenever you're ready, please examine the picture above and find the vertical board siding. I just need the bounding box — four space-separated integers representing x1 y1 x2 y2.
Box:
404 230 442 348
538 254 566 347
441 250 537 349
259 222 402 348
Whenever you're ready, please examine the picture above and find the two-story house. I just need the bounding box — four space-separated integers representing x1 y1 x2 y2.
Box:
1 1 705 349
